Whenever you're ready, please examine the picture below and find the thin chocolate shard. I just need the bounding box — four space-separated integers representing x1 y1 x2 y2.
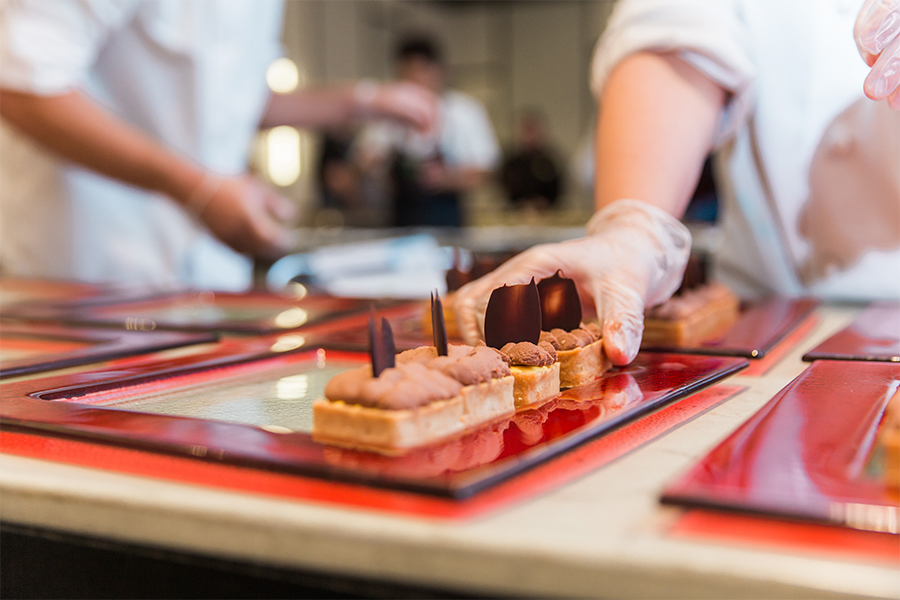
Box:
537 270 582 331
368 310 396 377
484 278 542 349
445 248 471 291
431 291 449 356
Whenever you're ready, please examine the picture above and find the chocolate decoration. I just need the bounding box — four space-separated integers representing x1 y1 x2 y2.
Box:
484 278 542 349
367 310 396 377
445 248 471 292
537 270 582 331
675 253 709 295
431 291 449 356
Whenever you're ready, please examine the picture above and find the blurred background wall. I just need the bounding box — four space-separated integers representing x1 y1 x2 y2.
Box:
252 0 616 229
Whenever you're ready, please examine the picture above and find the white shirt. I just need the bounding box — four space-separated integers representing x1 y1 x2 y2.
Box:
592 0 900 301
0 0 284 290
356 89 500 171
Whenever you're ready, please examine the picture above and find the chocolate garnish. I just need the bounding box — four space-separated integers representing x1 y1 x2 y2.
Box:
367 309 396 377
675 253 709 295
445 248 471 291
537 270 582 331
484 278 542 349
431 291 449 356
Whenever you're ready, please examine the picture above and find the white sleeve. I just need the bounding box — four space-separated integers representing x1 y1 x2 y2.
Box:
590 0 756 145
443 93 500 170
0 0 141 94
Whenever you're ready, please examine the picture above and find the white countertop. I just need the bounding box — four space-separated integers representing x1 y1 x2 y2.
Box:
2 305 897 599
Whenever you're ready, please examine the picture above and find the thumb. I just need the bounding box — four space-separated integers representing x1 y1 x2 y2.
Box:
594 283 645 366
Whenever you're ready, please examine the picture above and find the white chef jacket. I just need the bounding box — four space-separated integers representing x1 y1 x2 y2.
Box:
592 0 900 301
0 0 284 290
356 89 500 172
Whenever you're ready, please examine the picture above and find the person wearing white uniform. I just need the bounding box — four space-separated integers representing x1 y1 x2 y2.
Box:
0 0 437 290
454 0 900 366
355 36 500 227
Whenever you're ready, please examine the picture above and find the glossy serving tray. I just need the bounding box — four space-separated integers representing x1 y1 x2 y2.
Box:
661 360 899 533
0 338 746 498
0 321 217 379
803 302 900 363
641 297 819 358
4 289 387 335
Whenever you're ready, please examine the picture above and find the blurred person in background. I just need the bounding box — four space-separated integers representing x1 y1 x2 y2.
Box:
0 0 437 290
355 35 500 227
500 109 563 213
455 0 900 365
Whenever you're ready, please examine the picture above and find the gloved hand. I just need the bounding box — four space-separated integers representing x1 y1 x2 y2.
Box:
453 199 691 365
855 0 900 109
192 174 298 260
356 81 439 133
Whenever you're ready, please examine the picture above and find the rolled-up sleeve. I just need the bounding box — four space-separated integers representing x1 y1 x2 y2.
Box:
590 0 756 145
0 0 139 94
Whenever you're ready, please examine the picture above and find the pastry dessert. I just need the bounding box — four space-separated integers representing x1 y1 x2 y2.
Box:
642 282 740 347
484 279 561 408
879 389 900 491
540 323 610 388
421 291 460 340
537 271 611 388
313 306 514 454
500 341 560 409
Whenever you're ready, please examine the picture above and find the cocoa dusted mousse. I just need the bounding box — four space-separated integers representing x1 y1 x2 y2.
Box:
499 340 561 409
540 323 610 388
313 316 515 455
642 282 739 347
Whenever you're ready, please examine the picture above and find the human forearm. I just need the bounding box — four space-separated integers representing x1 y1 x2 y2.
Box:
261 81 437 132
594 52 727 216
0 89 204 204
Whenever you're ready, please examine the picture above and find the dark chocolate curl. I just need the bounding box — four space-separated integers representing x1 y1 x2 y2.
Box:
431 291 449 356
484 278 542 349
368 311 396 377
537 270 582 331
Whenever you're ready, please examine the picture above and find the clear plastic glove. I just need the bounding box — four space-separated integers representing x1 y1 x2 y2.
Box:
855 0 900 109
197 174 298 260
453 199 691 365
356 81 439 134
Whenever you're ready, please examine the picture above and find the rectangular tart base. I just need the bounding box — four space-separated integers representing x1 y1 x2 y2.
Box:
312 375 514 454
558 339 610 389
642 292 740 347
510 362 560 410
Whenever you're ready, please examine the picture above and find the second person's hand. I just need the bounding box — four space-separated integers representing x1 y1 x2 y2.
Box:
193 174 298 260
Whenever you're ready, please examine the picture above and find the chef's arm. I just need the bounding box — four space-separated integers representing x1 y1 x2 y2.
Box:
0 88 205 205
594 52 727 215
261 81 437 132
0 88 296 259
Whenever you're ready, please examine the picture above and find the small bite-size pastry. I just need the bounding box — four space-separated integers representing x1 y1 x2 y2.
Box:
499 340 560 409
537 271 610 388
642 282 740 347
879 389 900 491
484 278 561 408
539 323 610 389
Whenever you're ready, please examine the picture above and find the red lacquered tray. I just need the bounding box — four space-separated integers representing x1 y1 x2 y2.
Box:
0 321 216 379
661 360 900 533
803 302 900 363
4 289 394 335
0 337 746 498
642 297 819 358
